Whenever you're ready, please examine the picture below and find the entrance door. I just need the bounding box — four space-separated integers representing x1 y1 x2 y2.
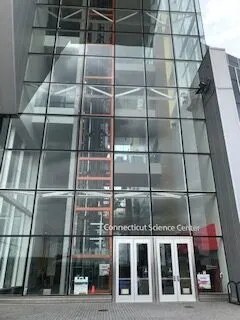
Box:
156 237 196 302
115 237 153 302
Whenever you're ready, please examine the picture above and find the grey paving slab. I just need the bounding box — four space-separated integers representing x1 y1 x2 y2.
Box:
0 301 240 320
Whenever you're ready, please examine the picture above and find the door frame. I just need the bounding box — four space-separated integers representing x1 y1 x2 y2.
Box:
113 236 153 303
155 236 197 302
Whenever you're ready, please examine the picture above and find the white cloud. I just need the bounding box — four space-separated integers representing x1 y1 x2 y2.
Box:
200 0 240 56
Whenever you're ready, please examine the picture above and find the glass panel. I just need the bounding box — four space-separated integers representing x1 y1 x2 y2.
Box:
179 89 205 119
52 55 84 84
115 33 144 58
48 84 82 115
181 120 209 153
185 155 215 192
114 192 151 235
20 83 49 114
116 0 142 9
26 237 69 295
60 7 86 30
37 0 60 4
115 10 142 33
144 34 173 59
86 31 113 56
148 119 182 152
73 191 112 236
177 243 192 294
0 237 29 292
169 0 195 12
44 116 79 150
115 118 148 152
171 13 198 35
79 118 112 151
159 243 174 294
25 55 52 82
189 194 222 236
115 87 146 117
194 238 228 293
62 0 85 5
143 11 171 34
76 152 112 190
145 60 176 87
143 0 169 11
152 193 190 234
173 36 202 61
0 151 40 189
6 115 45 149
55 30 85 55
70 236 111 294
147 88 179 118
0 118 9 149
115 58 145 86
176 61 200 87
118 243 131 295
30 29 56 54
82 85 113 116
0 191 34 236
38 151 76 189
84 57 113 85
32 192 74 235
150 154 186 191
34 5 59 28
114 153 149 190
87 8 113 33
137 243 149 295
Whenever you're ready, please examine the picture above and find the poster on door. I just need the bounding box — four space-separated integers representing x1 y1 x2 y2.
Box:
197 273 211 289
99 264 110 276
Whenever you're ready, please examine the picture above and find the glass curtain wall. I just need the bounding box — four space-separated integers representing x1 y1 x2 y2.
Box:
0 0 228 295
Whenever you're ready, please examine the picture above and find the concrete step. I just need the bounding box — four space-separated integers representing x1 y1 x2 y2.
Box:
199 293 228 302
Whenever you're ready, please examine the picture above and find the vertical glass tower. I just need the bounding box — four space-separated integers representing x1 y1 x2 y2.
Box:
0 0 228 300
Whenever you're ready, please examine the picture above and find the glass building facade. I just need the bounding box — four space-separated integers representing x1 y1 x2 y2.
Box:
0 0 228 299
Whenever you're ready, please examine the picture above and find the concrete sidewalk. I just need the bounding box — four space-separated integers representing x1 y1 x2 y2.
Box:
0 300 240 320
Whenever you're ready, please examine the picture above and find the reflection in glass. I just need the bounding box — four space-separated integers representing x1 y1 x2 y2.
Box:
179 89 205 119
30 29 56 54
0 151 40 189
185 155 215 192
189 194 221 236
145 59 176 87
114 192 151 235
177 243 192 294
115 10 142 33
147 88 179 118
194 238 228 293
34 5 59 28
25 55 52 82
0 192 34 236
169 0 195 12
84 57 113 85
160 244 174 294
152 193 190 234
55 30 85 55
148 119 182 152
6 115 45 149
150 154 186 191
86 31 113 56
116 33 144 58
60 7 86 30
115 118 148 152
44 116 78 150
176 61 200 87
26 237 69 294
144 34 173 59
115 87 146 117
73 191 111 236
48 84 82 115
171 13 198 35
76 152 112 190
137 244 149 295
115 58 145 86
52 55 84 84
0 237 29 291
181 120 209 153
38 151 76 189
173 36 202 61
20 83 49 114
82 85 113 116
114 153 149 190
32 192 74 235
143 11 171 34
119 243 131 295
87 8 113 33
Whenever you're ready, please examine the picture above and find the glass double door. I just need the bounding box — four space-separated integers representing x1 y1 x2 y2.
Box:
115 237 196 302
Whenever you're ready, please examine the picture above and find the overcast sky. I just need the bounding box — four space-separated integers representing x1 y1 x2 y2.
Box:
200 0 240 57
